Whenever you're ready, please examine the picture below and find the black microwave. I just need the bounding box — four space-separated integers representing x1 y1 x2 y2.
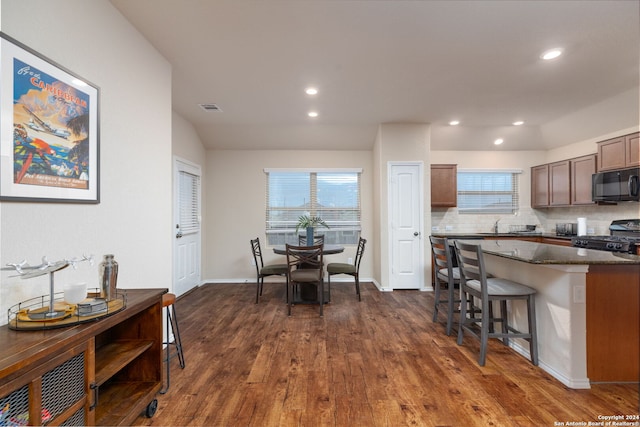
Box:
592 167 640 202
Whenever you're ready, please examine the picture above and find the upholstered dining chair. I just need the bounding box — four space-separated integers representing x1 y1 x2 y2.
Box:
285 243 325 316
327 237 366 301
429 235 461 336
250 237 288 304
454 240 538 366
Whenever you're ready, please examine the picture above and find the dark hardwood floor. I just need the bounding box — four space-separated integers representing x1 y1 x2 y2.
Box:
133 282 639 426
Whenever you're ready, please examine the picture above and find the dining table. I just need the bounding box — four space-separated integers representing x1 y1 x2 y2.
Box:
272 244 344 303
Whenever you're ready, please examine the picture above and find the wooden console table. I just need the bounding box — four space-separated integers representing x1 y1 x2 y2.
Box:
0 288 166 426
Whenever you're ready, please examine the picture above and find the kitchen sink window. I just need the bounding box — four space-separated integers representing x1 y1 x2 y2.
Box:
457 169 521 214
264 168 362 245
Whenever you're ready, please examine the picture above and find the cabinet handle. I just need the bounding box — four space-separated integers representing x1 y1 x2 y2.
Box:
90 383 99 409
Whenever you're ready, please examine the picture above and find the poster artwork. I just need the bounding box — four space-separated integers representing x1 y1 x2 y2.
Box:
12 58 90 190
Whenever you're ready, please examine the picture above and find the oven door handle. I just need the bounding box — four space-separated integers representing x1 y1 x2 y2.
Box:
629 175 639 197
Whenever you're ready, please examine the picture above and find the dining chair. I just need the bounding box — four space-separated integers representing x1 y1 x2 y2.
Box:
285 243 325 316
429 236 461 335
454 240 538 366
298 234 325 246
327 237 366 301
250 237 289 304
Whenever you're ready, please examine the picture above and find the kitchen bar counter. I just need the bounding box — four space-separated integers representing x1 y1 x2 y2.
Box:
450 239 639 389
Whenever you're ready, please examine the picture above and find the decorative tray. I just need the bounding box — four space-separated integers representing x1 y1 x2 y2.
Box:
7 289 126 331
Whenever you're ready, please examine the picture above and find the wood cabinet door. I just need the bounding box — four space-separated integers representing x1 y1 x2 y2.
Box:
430 164 457 207
597 136 626 171
625 132 640 167
571 154 596 205
549 160 570 206
531 164 549 207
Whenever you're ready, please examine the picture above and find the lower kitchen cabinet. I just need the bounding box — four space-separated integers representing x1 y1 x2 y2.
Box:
0 288 166 426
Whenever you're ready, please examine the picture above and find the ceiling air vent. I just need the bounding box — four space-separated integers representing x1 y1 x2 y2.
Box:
199 103 223 112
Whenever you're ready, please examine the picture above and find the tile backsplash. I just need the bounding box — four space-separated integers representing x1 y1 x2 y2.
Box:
431 203 640 235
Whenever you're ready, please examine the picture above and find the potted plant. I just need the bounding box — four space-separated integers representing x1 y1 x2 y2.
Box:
295 215 329 245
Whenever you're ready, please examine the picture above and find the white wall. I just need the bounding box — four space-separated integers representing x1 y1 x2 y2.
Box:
0 0 173 326
203 149 374 283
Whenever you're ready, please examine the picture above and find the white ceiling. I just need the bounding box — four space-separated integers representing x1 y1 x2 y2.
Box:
110 0 639 151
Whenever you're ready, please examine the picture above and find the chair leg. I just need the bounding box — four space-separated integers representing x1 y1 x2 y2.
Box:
160 303 185 394
319 280 324 317
355 274 361 301
457 289 467 345
327 274 332 302
288 281 292 316
479 298 490 366
432 278 441 322
446 281 455 336
284 275 289 303
528 295 539 366
255 276 261 304
500 300 509 346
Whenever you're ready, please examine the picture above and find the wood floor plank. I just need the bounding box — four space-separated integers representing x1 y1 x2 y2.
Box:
131 282 639 426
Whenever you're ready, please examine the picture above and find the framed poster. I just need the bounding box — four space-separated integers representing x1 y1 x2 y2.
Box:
0 32 99 203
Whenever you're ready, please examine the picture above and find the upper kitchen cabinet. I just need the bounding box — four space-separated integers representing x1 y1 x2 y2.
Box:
531 164 549 207
571 154 597 205
431 164 457 207
531 154 596 208
597 132 640 171
549 160 570 206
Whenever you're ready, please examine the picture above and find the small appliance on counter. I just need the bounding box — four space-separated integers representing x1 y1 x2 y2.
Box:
556 223 578 236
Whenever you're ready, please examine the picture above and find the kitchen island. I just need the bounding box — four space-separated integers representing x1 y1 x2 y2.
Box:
453 239 639 389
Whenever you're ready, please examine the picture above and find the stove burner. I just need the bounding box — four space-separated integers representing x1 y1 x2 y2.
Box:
571 220 640 253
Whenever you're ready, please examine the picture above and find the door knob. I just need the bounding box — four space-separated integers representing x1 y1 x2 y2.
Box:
176 231 183 239
414 231 419 236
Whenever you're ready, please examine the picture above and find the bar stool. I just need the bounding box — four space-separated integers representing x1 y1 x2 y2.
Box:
454 240 538 366
159 293 185 394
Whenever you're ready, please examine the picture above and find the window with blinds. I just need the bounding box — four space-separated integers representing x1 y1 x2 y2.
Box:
457 170 520 214
179 170 200 234
265 169 361 245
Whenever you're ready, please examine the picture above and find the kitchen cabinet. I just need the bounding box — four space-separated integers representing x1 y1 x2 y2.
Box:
531 164 549 207
597 132 640 171
570 154 596 205
531 154 596 207
431 164 457 207
0 288 165 426
549 160 570 206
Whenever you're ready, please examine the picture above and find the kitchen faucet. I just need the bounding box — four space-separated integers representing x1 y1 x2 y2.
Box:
493 219 500 234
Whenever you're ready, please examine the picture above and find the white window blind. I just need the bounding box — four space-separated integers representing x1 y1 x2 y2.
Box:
265 170 361 245
457 170 520 214
179 170 200 233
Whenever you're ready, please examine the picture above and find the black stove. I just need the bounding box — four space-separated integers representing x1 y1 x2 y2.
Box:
571 219 640 254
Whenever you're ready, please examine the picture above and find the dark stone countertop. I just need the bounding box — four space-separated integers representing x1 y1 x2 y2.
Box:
431 232 574 240
455 239 640 265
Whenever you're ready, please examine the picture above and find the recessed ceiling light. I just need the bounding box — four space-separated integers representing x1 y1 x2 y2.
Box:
494 138 504 145
449 120 460 126
308 111 318 118
513 121 524 126
541 48 563 60
305 87 318 95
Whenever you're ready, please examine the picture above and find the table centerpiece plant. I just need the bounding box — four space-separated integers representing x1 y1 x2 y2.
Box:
295 215 329 245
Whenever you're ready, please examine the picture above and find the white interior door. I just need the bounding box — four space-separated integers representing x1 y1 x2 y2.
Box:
173 157 201 297
389 162 424 289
